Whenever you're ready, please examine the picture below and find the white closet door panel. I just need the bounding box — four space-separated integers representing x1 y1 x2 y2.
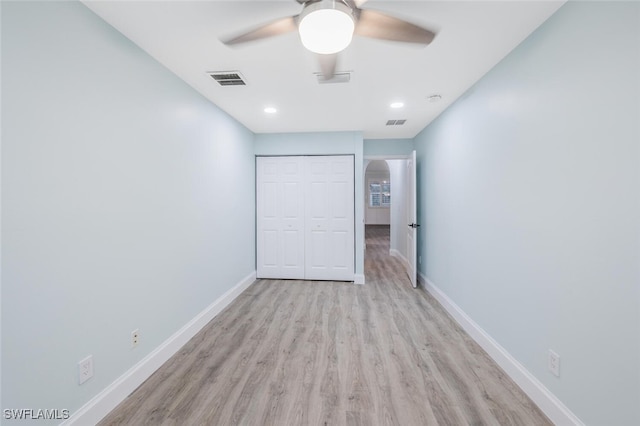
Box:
305 156 354 281
262 182 278 217
331 182 349 218
279 157 305 279
257 158 279 278
308 230 327 268
257 157 305 279
261 230 278 267
331 230 349 268
282 183 300 217
282 229 301 268
309 182 328 218
305 157 329 278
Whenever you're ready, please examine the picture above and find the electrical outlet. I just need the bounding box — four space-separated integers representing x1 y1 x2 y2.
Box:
548 349 560 377
78 355 93 385
131 329 140 348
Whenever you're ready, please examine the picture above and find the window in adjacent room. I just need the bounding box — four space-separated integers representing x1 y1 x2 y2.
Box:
369 180 390 207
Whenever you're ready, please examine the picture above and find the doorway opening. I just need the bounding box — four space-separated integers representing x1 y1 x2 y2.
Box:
364 159 393 282
363 156 416 286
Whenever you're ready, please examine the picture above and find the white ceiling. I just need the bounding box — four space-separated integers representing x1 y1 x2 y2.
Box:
83 0 565 139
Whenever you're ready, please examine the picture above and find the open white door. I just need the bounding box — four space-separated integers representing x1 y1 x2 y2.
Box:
406 150 418 288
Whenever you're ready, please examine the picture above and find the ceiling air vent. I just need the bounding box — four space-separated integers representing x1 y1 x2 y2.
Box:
208 71 246 86
386 119 407 126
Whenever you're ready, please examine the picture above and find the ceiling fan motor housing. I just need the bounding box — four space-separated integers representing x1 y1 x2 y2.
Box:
298 0 357 54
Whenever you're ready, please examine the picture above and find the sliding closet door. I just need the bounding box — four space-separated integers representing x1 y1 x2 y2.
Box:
256 157 305 279
305 156 354 281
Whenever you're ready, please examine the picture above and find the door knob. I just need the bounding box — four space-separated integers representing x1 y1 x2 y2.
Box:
407 223 420 228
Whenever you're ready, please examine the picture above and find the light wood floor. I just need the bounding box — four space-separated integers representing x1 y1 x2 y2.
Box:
99 225 551 425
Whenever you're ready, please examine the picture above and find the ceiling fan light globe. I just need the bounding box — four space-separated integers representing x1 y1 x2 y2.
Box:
299 7 355 55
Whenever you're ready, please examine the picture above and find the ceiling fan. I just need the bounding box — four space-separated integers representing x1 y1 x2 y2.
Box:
222 0 436 80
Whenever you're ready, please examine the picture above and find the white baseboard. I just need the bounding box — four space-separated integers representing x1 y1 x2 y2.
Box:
389 249 409 269
419 273 583 426
63 271 257 426
354 274 365 285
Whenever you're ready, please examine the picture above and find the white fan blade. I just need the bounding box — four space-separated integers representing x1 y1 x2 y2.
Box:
222 16 297 46
355 9 436 45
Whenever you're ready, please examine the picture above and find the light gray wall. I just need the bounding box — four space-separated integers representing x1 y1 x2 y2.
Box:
414 2 640 425
1 1 256 421
364 138 414 157
255 132 365 279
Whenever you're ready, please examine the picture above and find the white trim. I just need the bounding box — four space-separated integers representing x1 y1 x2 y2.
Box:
354 274 365 285
63 271 257 426
419 273 584 426
364 154 411 160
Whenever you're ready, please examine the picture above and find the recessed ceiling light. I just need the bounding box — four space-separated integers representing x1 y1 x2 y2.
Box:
427 94 442 103
390 102 404 109
264 107 277 114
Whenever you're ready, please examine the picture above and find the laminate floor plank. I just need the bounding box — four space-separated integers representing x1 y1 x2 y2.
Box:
99 225 551 426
